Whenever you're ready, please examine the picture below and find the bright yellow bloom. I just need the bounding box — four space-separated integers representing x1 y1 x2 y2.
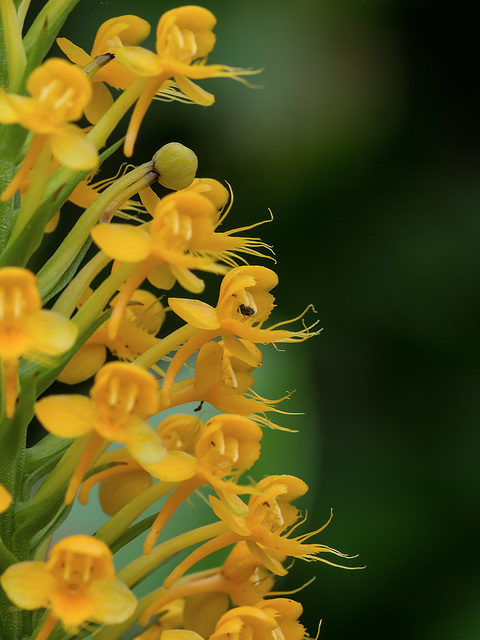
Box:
161 266 317 404
0 267 77 417
210 599 305 640
0 58 97 200
163 340 286 427
58 289 166 384
140 542 276 631
111 6 257 155
0 535 137 636
144 414 263 553
92 186 265 338
57 15 151 123
163 475 349 589
78 414 201 515
35 362 166 503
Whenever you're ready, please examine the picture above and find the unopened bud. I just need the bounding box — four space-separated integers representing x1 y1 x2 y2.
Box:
153 142 198 190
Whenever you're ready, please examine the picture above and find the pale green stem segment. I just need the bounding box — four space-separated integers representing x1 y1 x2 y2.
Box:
52 250 111 318
36 161 156 299
0 0 26 91
16 0 31 29
134 324 199 370
8 140 51 243
95 479 177 547
117 520 229 588
22 0 80 53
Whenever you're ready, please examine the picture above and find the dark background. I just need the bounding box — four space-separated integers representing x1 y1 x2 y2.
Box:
32 0 480 637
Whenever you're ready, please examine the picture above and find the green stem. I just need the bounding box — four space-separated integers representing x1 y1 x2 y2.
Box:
36 162 155 300
117 520 228 588
0 0 27 91
95 479 176 547
52 250 110 318
133 324 199 370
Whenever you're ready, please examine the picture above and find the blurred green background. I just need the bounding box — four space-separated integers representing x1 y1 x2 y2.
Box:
32 0 480 637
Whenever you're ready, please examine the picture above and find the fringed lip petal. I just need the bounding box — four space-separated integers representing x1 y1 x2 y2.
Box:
35 395 96 438
91 223 152 262
168 298 220 330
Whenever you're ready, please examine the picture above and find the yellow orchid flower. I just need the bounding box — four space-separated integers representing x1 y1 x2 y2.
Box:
78 414 201 515
109 6 257 156
34 362 166 504
140 542 276 632
58 289 166 384
161 265 318 404
0 267 78 418
210 599 305 640
0 534 137 637
57 15 150 124
143 414 263 553
162 475 350 590
163 340 287 428
0 58 97 201
92 187 266 338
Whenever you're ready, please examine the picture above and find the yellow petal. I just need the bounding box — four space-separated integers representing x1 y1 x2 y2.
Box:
56 344 107 385
99 468 152 516
170 265 205 294
56 37 92 66
123 417 167 465
168 298 220 330
84 82 114 125
0 561 57 609
50 125 98 170
91 224 151 262
174 75 215 106
35 395 96 437
222 334 262 368
114 45 163 76
24 310 77 356
85 578 137 624
146 451 197 482
147 262 176 289
0 485 12 512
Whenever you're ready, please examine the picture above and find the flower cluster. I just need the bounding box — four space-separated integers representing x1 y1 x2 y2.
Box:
0 2 358 640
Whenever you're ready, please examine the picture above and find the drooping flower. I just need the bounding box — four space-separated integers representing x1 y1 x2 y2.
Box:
111 6 258 155
143 413 263 553
162 339 289 429
161 266 318 404
162 475 350 590
0 58 97 200
34 362 166 503
140 542 277 632
0 535 137 636
0 267 78 418
78 414 202 515
57 15 151 123
92 186 267 338
58 288 166 384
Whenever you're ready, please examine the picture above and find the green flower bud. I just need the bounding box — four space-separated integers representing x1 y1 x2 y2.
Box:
153 142 198 190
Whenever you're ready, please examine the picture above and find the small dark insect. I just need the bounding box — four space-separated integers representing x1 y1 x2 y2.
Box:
239 304 255 317
194 401 204 412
